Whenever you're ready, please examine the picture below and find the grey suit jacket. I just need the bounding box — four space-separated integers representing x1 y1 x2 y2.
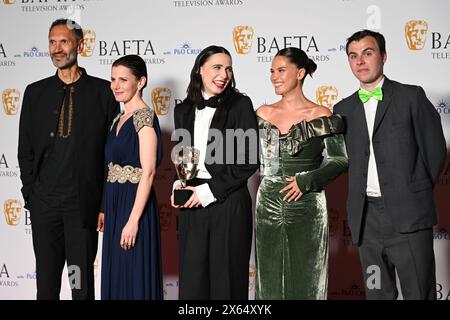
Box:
334 77 447 244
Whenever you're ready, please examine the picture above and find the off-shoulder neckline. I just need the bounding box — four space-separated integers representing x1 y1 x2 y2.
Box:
256 114 338 135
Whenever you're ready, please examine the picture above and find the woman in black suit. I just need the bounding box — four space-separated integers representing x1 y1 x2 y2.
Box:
171 45 258 299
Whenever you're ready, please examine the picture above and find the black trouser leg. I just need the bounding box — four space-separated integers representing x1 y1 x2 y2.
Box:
63 209 98 300
30 203 66 300
359 196 436 300
178 207 210 299
178 188 252 300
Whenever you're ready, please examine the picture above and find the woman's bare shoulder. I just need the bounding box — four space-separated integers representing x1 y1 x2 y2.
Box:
256 103 279 118
310 104 332 119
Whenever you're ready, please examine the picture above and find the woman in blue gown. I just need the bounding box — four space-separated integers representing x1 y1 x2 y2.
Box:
98 55 163 300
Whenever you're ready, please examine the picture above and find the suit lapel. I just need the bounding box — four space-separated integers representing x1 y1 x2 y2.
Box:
74 71 89 142
372 77 393 135
349 92 370 145
184 105 195 146
44 74 65 132
209 106 229 132
206 101 230 171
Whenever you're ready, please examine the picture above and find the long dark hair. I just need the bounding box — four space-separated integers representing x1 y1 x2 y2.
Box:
112 54 148 92
275 47 317 83
185 45 240 108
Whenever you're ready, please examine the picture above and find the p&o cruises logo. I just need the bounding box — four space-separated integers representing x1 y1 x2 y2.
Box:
435 100 449 115
166 43 202 56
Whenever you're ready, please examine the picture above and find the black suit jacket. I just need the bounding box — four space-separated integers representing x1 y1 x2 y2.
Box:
334 77 446 244
173 94 259 202
18 69 120 228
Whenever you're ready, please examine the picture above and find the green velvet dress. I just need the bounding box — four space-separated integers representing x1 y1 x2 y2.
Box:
255 114 348 300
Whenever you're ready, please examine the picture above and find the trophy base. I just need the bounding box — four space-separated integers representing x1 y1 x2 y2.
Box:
174 189 193 206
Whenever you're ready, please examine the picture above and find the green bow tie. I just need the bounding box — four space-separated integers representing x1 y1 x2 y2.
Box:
358 87 383 103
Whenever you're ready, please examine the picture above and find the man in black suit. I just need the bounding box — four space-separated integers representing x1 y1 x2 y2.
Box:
333 29 446 299
18 19 119 299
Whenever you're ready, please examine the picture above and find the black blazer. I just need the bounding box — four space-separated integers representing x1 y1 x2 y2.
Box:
18 69 120 228
334 77 446 244
173 94 259 202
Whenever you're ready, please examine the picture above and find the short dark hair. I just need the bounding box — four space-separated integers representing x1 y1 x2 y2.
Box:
185 45 239 108
112 54 148 91
49 19 83 43
275 47 317 82
345 29 386 55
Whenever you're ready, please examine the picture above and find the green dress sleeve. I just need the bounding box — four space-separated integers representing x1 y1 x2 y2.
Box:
295 133 348 194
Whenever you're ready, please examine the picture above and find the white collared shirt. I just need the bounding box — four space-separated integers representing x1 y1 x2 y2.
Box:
173 92 217 207
194 104 215 180
363 77 384 197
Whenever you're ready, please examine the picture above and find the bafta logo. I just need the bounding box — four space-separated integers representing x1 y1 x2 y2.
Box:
3 0 15 4
316 86 338 110
80 29 96 57
233 26 254 54
172 146 199 205
151 87 171 115
405 20 428 50
2 88 20 115
159 204 172 232
4 199 21 226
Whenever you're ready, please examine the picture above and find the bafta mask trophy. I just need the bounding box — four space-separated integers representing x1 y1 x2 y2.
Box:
173 146 199 205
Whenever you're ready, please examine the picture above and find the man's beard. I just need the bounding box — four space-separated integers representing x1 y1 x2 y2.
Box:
51 48 77 69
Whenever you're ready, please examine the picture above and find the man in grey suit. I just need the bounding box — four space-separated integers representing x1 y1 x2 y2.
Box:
334 29 446 299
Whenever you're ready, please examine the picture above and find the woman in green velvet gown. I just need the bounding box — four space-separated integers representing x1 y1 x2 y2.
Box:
255 47 348 299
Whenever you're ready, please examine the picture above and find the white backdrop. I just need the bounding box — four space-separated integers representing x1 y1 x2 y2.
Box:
0 0 449 300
